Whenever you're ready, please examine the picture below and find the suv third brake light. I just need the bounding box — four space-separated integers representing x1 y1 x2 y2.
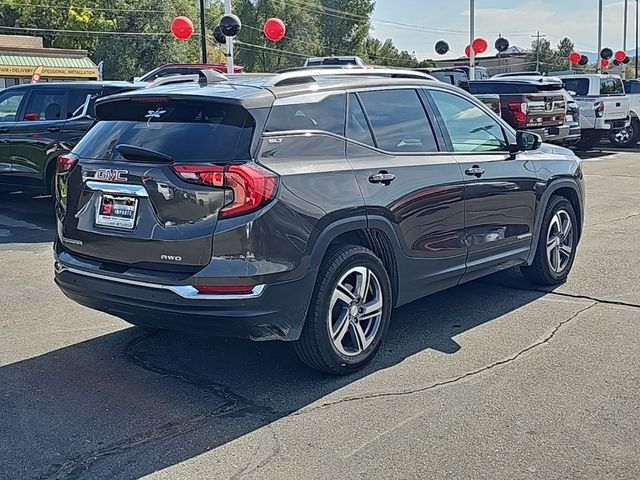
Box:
172 163 277 218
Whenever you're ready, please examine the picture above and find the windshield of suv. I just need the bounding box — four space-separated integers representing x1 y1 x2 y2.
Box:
76 99 255 161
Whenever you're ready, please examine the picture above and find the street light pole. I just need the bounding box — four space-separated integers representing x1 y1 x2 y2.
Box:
224 0 234 74
199 0 208 63
598 0 603 73
469 0 475 80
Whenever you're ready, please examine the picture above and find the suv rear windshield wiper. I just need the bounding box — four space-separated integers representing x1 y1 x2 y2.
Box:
115 144 173 163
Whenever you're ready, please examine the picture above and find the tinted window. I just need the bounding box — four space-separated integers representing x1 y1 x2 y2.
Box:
68 89 100 118
358 89 438 152
624 81 640 93
430 71 468 87
600 77 624 95
430 90 508 153
78 99 255 161
346 94 374 146
22 89 66 121
562 78 589 96
0 90 26 122
265 94 345 135
469 82 536 94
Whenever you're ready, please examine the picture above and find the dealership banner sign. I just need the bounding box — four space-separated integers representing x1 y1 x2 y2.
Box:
0 65 98 78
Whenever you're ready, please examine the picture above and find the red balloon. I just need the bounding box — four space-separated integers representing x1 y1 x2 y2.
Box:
465 45 471 57
615 50 627 62
568 51 581 64
472 38 488 54
263 18 286 42
171 16 193 40
601 58 610 68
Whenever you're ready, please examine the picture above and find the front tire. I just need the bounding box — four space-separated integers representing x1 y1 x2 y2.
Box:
294 245 392 375
521 196 578 286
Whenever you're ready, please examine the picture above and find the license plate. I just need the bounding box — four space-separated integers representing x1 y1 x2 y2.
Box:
566 115 573 123
96 195 138 230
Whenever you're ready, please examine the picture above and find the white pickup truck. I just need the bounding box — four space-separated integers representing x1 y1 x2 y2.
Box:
559 74 631 150
608 79 640 147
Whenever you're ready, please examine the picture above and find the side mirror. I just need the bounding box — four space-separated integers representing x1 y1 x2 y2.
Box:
510 131 541 155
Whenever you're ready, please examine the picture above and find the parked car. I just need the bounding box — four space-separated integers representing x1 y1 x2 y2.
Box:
136 63 245 82
609 79 640 147
559 74 631 150
415 67 468 87
453 65 490 80
0 81 141 194
54 68 584 374
304 56 365 67
466 79 574 145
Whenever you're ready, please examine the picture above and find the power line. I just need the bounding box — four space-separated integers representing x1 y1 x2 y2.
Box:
0 1 167 13
0 25 171 36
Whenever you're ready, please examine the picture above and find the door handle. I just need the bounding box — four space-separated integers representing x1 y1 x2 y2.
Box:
465 166 486 178
46 126 61 132
369 171 396 185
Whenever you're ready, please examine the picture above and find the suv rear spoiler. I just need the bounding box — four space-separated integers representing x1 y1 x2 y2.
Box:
146 69 228 88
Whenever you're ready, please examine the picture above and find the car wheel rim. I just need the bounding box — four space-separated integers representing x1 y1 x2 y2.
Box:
546 209 573 274
328 266 383 357
615 128 632 143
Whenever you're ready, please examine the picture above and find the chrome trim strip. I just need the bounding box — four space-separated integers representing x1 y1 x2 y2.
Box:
85 181 149 198
55 264 266 300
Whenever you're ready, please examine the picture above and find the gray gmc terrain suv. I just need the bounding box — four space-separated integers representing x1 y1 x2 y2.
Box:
54 69 585 374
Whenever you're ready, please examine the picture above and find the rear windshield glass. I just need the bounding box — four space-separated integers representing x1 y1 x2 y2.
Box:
468 82 537 94
562 78 589 96
76 99 255 161
600 77 624 95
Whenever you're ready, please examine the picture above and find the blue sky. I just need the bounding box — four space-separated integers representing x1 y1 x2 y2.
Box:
372 0 633 58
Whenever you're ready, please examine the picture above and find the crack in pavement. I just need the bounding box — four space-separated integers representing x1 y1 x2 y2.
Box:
291 302 598 417
229 426 282 480
587 213 640 228
481 282 640 310
40 333 279 480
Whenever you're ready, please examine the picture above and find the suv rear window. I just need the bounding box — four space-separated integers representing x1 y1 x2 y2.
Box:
562 78 589 96
600 77 624 95
77 99 255 161
468 81 537 94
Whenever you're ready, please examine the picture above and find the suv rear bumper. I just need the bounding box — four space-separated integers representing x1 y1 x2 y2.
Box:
54 255 314 342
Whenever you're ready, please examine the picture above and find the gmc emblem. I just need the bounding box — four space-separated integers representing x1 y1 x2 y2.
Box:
94 169 128 181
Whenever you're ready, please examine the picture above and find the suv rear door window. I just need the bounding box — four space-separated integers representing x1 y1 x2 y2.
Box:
562 78 589 96
265 94 345 135
430 90 508 153
21 89 67 121
68 89 101 118
600 77 624 95
358 89 438 153
78 98 255 162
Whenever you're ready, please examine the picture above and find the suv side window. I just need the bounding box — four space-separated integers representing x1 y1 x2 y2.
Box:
430 90 508 153
346 94 374 146
68 89 100 118
265 94 346 135
0 90 26 122
358 89 438 153
600 77 624 95
21 89 67 121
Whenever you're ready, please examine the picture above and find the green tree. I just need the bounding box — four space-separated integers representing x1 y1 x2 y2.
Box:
317 0 373 56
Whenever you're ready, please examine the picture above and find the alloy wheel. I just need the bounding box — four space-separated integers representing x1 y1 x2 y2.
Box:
328 266 384 357
613 127 632 144
546 209 574 274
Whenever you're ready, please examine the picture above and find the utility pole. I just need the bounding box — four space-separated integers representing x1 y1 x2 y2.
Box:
598 0 603 73
199 0 207 63
469 0 475 80
531 30 547 72
636 0 639 78
224 0 234 74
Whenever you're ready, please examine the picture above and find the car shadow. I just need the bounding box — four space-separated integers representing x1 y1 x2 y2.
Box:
0 191 56 244
0 278 549 479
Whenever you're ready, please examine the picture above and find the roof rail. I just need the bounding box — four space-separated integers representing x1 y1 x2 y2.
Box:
263 68 437 87
145 69 228 88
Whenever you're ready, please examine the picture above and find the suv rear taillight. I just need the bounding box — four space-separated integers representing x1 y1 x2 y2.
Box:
57 153 79 173
507 102 528 124
172 163 278 218
594 101 605 118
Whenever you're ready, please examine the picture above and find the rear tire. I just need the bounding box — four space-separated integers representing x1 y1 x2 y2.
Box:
609 117 640 148
574 130 601 151
521 196 578 286
294 244 392 375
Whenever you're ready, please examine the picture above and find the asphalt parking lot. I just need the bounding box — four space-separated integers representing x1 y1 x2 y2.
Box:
1 149 639 480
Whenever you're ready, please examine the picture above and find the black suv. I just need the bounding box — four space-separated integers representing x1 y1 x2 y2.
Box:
53 69 585 374
0 81 139 194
